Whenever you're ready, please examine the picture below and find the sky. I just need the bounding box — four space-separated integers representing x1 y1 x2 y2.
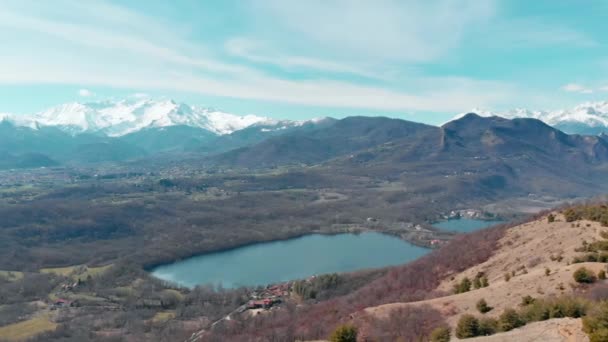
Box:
0 0 607 125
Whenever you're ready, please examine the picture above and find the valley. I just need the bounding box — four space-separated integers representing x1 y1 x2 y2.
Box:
2 112 608 341
5 3 608 341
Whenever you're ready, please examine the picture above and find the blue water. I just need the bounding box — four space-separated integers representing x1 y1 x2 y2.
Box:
433 218 504 233
151 232 429 288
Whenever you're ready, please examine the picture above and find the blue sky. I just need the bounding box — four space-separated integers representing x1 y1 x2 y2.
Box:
0 0 607 125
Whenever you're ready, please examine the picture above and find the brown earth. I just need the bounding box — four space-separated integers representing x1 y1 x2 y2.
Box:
364 214 608 338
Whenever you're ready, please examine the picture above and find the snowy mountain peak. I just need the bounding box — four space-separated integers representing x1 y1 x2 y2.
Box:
7 99 274 136
455 101 608 135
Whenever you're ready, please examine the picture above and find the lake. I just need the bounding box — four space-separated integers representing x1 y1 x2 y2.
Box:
433 218 504 233
151 232 429 288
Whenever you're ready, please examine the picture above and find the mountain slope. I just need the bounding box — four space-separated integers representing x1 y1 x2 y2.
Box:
212 114 608 200
0 121 145 166
210 116 437 167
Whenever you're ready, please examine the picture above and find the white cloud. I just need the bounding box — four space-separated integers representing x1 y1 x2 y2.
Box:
78 88 94 97
561 83 593 94
600 86 608 92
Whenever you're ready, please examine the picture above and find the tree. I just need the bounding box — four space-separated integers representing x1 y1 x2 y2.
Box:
329 324 357 342
429 326 451 342
476 298 493 313
574 267 597 284
498 308 525 332
456 314 479 338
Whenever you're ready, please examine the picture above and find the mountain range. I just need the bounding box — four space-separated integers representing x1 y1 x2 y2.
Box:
455 101 608 135
4 99 608 138
3 97 608 184
0 98 319 137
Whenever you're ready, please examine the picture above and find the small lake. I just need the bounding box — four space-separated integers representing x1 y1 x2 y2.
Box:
433 218 504 233
151 232 429 289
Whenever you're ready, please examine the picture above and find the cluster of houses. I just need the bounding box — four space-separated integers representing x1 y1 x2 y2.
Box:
50 298 73 310
245 283 290 311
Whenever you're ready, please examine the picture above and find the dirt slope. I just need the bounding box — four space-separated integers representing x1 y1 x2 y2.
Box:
456 317 588 342
364 214 607 337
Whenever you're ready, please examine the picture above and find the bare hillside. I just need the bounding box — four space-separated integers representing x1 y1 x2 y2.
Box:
365 213 608 338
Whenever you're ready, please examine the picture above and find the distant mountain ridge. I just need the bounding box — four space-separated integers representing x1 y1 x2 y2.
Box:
455 101 608 135
0 98 325 137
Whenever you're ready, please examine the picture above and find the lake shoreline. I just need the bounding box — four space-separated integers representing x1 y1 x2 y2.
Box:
149 232 430 289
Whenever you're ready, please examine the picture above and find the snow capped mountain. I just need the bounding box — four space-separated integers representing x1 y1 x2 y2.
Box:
454 101 608 135
1 98 333 137
20 98 271 136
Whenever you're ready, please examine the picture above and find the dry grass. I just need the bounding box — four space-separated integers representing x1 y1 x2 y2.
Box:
40 264 112 281
0 270 24 282
0 313 57 341
454 318 588 342
151 311 176 323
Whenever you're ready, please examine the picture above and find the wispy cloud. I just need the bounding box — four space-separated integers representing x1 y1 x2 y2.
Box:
561 83 594 94
486 19 598 48
248 0 497 63
224 38 384 79
78 89 94 97
0 0 593 116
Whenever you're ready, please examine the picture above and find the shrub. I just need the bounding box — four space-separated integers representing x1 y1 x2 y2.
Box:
329 324 357 342
454 277 472 294
473 276 481 289
585 253 599 262
480 275 489 287
574 267 597 284
545 268 551 276
498 308 524 332
583 301 608 342
589 329 608 342
504 273 511 282
521 297 588 323
590 241 608 252
429 326 451 342
477 317 498 336
563 208 582 222
476 298 492 314
548 214 555 223
521 295 536 306
600 270 607 280
455 314 479 338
